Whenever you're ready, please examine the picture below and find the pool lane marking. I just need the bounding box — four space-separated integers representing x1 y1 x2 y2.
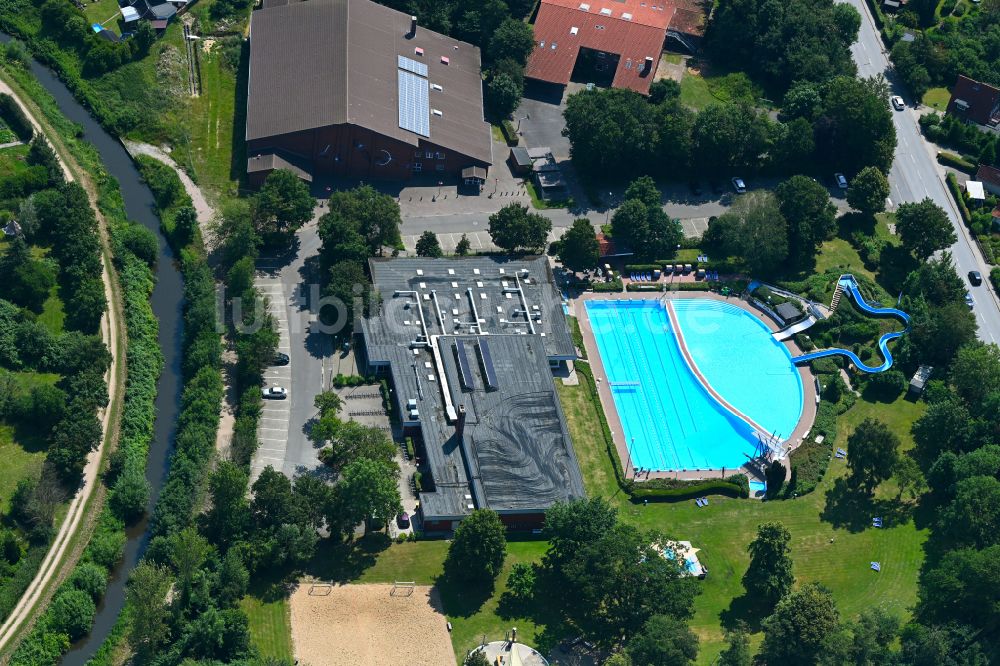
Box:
663 300 774 443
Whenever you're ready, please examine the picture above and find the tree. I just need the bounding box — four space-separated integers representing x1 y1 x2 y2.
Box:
255 169 314 243
505 562 536 601
558 218 599 272
542 497 619 572
708 191 788 276
488 18 534 66
690 103 773 174
48 588 96 642
325 185 402 256
894 455 926 502
109 464 150 523
939 476 1000 549
917 544 1000 631
950 342 1000 411
415 230 444 257
775 176 837 266
760 583 840 665
336 457 401 532
846 418 900 494
817 76 896 174
626 614 699 666
465 651 491 666
170 527 211 609
895 198 956 259
0 236 54 312
212 199 261 267
485 72 523 120
846 166 890 217
456 233 471 256
782 82 823 121
488 203 551 253
314 390 343 417
126 562 172 659
312 419 396 471
563 88 658 178
444 509 507 585
320 260 370 334
773 117 816 175
624 175 662 209
718 623 752 666
742 522 794 610
764 460 785 499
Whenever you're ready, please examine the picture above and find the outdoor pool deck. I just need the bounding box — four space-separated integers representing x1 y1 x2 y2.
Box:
574 290 817 482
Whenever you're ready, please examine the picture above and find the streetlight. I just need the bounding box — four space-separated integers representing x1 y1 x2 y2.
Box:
605 192 614 224
515 113 530 132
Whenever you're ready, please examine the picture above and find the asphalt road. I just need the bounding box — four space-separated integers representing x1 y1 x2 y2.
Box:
846 0 1000 345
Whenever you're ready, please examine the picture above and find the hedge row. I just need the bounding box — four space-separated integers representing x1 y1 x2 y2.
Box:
6 84 161 665
332 373 376 387
500 120 519 147
630 480 746 502
0 92 33 140
946 172 973 229
937 151 977 175
591 279 623 292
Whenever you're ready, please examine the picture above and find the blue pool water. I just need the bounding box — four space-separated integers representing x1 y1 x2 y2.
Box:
749 480 767 497
585 299 803 471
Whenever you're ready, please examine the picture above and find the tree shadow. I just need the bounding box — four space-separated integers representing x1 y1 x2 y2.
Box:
821 477 914 532
719 593 768 634
876 245 918 294
305 532 391 583
230 39 249 188
434 573 494 618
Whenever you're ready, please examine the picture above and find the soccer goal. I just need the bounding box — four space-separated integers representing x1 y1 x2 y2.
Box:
391 581 415 596
308 584 332 596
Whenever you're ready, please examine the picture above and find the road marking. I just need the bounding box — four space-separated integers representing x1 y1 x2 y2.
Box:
260 427 287 433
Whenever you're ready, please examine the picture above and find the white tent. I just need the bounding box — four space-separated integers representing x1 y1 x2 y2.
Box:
967 180 986 201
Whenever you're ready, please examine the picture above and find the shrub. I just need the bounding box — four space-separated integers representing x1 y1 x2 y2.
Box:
66 562 108 602
630 480 745 502
946 173 972 228
47 588 96 641
0 92 34 140
936 151 976 175
591 278 624 292
500 120 519 146
991 267 1000 292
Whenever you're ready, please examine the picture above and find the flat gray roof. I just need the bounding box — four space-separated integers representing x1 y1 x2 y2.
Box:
361 256 583 520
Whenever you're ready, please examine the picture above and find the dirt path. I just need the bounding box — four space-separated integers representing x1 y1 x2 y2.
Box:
122 140 216 238
0 76 125 655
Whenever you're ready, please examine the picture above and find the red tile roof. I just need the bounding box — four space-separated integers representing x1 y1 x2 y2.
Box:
977 165 1000 189
527 0 673 94
947 75 1000 127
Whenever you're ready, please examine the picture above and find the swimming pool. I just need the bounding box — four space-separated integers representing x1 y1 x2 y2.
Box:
585 299 803 471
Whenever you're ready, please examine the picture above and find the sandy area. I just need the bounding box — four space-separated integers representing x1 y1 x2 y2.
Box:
290 583 455 666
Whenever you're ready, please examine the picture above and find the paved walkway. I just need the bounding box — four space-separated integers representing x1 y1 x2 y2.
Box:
0 76 123 655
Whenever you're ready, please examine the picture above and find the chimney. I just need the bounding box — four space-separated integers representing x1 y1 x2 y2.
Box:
455 404 467 437
408 15 417 38
644 56 654 75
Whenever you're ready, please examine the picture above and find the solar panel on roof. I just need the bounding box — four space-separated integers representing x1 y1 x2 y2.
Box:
398 70 430 137
477 339 498 390
398 55 428 78
455 340 474 389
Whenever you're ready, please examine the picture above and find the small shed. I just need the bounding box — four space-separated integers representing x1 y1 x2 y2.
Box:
775 301 803 323
120 5 140 22
909 365 933 395
508 146 531 176
95 28 120 42
966 180 985 202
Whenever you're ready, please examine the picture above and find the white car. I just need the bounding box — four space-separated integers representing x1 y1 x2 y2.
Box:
262 386 288 400
834 173 848 189
891 96 905 111
731 177 747 194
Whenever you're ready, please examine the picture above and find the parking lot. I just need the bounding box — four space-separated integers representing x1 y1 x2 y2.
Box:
252 277 295 483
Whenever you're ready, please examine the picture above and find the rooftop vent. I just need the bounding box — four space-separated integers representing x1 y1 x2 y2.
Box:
579 2 590 9
600 7 612 15
408 15 417 37
432 109 442 116
570 26 578 34
622 11 632 19
414 46 424 56
431 83 443 91
440 55 450 64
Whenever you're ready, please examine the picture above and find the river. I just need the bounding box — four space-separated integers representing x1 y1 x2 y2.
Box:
0 34 185 666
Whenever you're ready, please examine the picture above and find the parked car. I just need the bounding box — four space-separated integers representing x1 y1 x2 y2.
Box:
262 386 288 400
965 292 975 309
397 512 410 529
968 270 983 286
834 173 848 189
272 351 290 366
891 96 905 110
731 177 747 194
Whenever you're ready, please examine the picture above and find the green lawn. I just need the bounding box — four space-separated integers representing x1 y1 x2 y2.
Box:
183 43 240 201
0 421 47 514
241 593 293 662
679 70 718 110
0 144 30 179
921 87 951 112
83 0 124 27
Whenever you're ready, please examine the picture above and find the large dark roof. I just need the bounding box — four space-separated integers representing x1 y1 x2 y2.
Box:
247 0 492 163
947 75 1000 127
360 257 583 520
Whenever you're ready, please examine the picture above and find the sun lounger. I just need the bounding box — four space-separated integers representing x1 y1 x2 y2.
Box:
836 448 847 456
870 562 881 572
695 499 703 507
701 497 709 506
835 452 845 459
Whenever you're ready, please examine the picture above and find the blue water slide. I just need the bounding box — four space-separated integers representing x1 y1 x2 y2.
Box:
793 276 910 373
